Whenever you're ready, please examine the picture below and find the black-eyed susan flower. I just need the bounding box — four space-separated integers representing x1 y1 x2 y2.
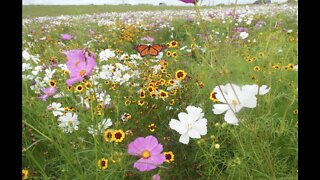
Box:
124 100 131 106
75 84 84 93
66 85 72 91
258 52 265 58
166 73 172 78
251 74 257 81
159 90 169 99
148 123 156 132
293 109 298 115
169 40 178 48
163 151 174 163
104 80 110 85
166 51 172 57
85 82 92 89
172 52 178 58
175 70 187 81
97 158 108 170
210 90 218 103
22 169 29 179
272 65 280 70
139 89 146 99
113 130 125 142
198 82 205 88
253 66 261 71
169 99 175 106
104 129 114 142
138 100 145 106
288 63 295 70
49 80 56 87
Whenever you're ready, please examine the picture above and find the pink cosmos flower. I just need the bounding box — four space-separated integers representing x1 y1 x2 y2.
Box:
39 86 57 101
152 174 161 180
179 0 198 4
64 49 97 86
128 135 165 172
141 36 154 43
61 34 72 41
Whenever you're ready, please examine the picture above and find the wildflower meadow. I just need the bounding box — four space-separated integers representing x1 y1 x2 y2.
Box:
22 1 298 179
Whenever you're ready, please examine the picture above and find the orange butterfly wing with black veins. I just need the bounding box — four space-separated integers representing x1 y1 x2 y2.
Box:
134 44 149 57
149 44 168 56
134 44 168 57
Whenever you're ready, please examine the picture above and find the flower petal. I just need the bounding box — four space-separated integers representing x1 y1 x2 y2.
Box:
224 110 239 125
188 129 201 138
179 133 190 144
169 119 188 134
134 158 157 172
193 118 207 135
212 104 230 114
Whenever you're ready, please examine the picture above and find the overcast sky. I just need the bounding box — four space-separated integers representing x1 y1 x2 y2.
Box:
23 0 288 6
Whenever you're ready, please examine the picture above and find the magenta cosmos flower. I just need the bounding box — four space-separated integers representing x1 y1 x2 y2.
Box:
141 36 154 43
61 34 72 41
179 0 198 4
39 86 57 101
64 49 97 86
128 135 166 172
152 174 161 180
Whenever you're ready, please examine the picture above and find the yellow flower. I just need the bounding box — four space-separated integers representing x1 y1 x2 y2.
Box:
97 158 108 170
148 123 156 132
75 84 84 93
209 90 218 103
138 100 145 106
169 40 178 48
104 129 114 142
175 70 187 81
49 80 56 87
253 66 261 71
113 130 125 142
85 82 92 89
159 90 169 99
169 99 175 106
22 169 29 179
163 151 175 163
139 89 146 99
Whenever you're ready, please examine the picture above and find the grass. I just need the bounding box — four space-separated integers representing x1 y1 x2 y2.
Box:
22 3 298 180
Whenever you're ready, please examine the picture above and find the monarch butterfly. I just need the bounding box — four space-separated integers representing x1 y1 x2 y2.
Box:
134 44 168 57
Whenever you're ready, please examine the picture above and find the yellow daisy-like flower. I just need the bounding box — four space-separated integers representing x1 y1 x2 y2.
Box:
287 63 295 70
258 52 265 58
148 123 156 132
169 40 178 48
163 151 175 163
175 70 187 81
169 99 175 106
97 158 108 170
124 100 131 106
138 100 145 106
22 169 29 180
75 84 84 93
66 85 72 91
190 43 197 49
49 80 56 87
293 109 298 115
166 51 172 57
251 74 257 81
172 52 178 58
253 66 261 71
105 80 110 85
113 130 125 142
85 82 92 89
139 89 146 99
272 65 280 70
167 79 176 86
104 129 114 142
159 90 169 99
166 73 172 78
209 90 218 103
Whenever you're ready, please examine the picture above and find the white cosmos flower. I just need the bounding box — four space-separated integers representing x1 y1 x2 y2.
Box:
169 106 207 144
58 113 80 133
22 50 31 61
22 63 32 72
239 32 249 39
88 118 112 136
212 83 270 125
99 49 115 61
47 102 65 116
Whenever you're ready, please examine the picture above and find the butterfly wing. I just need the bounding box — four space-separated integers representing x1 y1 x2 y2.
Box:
149 44 168 56
134 44 149 57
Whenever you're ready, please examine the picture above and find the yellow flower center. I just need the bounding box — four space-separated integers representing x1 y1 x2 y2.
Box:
80 69 86 77
231 99 238 107
141 150 151 159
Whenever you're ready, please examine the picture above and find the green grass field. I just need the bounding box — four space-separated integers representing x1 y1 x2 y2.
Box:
22 3 298 179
